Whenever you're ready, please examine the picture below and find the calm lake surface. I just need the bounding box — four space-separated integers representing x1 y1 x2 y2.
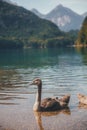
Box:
0 48 87 130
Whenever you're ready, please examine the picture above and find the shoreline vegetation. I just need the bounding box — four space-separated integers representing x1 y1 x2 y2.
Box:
0 38 87 49
0 37 75 49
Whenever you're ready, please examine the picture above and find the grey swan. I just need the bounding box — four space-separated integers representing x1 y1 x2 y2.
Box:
77 93 87 105
30 78 70 111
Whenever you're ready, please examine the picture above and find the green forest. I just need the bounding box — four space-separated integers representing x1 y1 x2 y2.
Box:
76 16 87 46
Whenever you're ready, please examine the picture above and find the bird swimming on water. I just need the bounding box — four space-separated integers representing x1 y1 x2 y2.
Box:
77 93 87 105
30 78 70 112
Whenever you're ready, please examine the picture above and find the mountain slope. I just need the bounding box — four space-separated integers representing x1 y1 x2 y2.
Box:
82 12 87 18
31 5 84 32
31 8 45 18
0 0 63 48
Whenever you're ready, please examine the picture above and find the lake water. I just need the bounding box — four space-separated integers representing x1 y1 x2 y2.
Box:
0 48 87 130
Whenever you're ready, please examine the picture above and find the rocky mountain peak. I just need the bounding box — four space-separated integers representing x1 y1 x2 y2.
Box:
31 4 84 31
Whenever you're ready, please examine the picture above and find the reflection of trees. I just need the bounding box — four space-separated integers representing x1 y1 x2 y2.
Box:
34 108 71 130
75 47 87 66
0 69 17 89
0 48 76 69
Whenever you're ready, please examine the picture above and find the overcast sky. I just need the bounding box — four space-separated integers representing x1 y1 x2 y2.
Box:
12 0 87 15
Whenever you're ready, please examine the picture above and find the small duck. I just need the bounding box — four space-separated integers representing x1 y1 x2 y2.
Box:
30 78 70 112
77 93 87 105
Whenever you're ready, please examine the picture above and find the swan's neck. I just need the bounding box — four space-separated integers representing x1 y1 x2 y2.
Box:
33 84 42 111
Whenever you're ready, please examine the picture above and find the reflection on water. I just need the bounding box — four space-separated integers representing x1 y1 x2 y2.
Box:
0 48 82 68
0 48 87 129
34 108 71 130
78 103 87 109
0 69 18 89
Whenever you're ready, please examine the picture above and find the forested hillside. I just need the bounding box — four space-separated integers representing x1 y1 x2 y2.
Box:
76 17 87 46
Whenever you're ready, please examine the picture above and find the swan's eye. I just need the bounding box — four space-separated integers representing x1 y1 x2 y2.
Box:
34 80 38 84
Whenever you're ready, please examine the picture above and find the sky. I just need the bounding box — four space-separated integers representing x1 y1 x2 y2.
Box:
12 0 87 15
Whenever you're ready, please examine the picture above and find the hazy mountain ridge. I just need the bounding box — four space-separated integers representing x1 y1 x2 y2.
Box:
82 12 87 18
31 5 84 32
31 8 45 18
1 0 17 5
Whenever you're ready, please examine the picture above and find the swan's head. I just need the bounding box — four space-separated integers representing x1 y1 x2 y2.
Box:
30 78 42 87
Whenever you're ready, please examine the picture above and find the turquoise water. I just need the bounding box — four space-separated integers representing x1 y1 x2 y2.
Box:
0 48 87 95
0 48 87 130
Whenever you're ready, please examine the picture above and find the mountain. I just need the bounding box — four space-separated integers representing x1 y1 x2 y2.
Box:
0 0 68 49
82 12 87 18
31 8 45 18
2 0 13 4
31 5 84 32
1 0 17 5
76 16 87 46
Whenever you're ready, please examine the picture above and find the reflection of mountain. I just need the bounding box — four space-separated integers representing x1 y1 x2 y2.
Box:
0 48 76 68
31 5 84 32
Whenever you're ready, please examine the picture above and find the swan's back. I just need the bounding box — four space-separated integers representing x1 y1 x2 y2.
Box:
41 95 70 111
41 98 61 111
